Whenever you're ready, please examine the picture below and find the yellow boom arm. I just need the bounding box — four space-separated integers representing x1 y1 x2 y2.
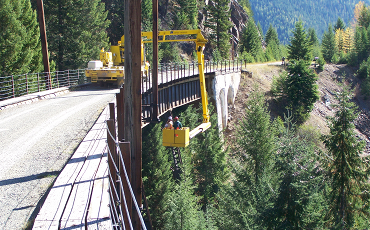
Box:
137 30 210 123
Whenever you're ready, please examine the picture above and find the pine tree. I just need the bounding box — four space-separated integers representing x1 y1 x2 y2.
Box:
354 25 369 63
190 103 229 209
163 148 206 230
285 60 319 123
141 0 152 31
238 0 252 17
322 24 336 63
334 17 346 31
322 84 370 229
308 28 319 46
205 0 232 59
287 20 312 62
358 3 370 29
142 123 174 229
102 0 124 44
236 87 275 184
265 24 281 61
265 119 326 229
215 88 277 229
240 18 263 61
43 0 109 70
0 0 42 77
265 24 280 47
172 0 198 30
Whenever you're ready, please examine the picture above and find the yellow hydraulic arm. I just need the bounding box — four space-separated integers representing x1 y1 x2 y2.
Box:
139 29 210 123
158 30 211 147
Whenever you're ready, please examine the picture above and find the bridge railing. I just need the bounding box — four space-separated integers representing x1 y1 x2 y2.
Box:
0 69 87 101
142 59 247 92
0 59 247 102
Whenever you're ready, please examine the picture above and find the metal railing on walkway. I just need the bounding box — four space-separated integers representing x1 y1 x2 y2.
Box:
0 69 86 101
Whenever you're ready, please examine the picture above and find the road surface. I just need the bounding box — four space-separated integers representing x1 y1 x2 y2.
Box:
0 86 117 229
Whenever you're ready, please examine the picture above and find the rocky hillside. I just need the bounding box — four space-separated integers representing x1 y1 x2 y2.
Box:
225 63 370 154
158 0 263 57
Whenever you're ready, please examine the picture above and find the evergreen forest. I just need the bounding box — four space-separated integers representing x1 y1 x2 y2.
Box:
248 0 370 44
2 0 370 228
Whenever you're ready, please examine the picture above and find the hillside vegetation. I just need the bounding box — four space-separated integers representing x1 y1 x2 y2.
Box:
249 0 370 43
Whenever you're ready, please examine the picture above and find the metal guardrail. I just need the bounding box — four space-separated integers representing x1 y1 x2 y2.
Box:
0 69 87 101
0 59 247 102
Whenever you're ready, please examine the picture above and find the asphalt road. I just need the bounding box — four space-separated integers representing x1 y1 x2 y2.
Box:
0 86 118 229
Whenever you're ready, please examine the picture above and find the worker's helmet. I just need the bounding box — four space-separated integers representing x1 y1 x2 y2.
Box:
174 116 179 120
168 116 172 120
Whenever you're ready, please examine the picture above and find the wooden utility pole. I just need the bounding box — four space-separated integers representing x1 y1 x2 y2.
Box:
124 0 142 229
152 0 159 121
36 0 51 90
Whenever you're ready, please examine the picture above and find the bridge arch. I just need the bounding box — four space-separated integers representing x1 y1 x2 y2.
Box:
219 88 227 129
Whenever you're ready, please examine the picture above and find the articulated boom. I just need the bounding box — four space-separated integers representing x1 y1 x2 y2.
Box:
85 29 211 147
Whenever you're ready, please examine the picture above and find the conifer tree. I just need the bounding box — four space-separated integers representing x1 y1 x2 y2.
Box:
322 84 370 229
240 18 263 61
0 0 42 77
43 0 109 70
334 17 346 31
265 119 326 229
284 60 319 123
265 24 280 46
236 87 275 185
322 24 337 63
358 3 370 29
205 0 232 59
190 104 229 209
215 88 277 229
102 0 125 44
287 20 312 62
354 24 370 63
164 148 206 230
238 0 252 17
265 24 281 61
142 123 174 229
308 28 319 46
173 0 197 30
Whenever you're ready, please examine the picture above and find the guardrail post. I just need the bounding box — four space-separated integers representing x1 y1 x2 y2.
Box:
37 73 40 92
11 75 15 98
25 74 29 95
77 69 80 84
109 103 115 122
117 87 125 141
107 119 119 225
119 141 132 230
67 70 70 87
56 71 59 88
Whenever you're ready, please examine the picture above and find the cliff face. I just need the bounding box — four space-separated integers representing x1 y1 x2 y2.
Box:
158 0 264 58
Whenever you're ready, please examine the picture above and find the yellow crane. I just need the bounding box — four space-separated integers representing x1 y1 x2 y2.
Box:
85 30 211 146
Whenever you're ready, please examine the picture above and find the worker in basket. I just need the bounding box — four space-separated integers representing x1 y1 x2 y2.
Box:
173 116 182 130
164 116 173 129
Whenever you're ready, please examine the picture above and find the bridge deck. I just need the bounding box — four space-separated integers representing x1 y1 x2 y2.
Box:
33 105 110 229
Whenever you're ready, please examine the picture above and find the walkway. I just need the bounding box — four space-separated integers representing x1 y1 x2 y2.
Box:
33 104 111 229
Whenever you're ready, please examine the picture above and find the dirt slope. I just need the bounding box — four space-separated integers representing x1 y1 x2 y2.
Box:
225 62 370 152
